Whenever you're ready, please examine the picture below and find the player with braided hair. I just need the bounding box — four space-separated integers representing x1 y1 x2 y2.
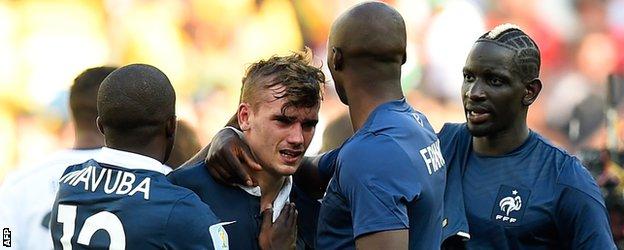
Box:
440 23 616 249
478 23 540 83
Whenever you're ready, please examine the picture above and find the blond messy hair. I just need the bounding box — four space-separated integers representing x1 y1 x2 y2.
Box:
240 47 325 113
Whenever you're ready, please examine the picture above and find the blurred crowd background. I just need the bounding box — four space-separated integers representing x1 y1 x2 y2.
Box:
0 0 623 240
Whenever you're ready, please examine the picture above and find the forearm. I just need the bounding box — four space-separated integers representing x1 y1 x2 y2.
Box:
180 142 211 167
355 230 408 250
293 155 328 199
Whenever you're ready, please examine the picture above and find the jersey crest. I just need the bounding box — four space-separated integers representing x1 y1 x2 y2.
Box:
491 185 530 225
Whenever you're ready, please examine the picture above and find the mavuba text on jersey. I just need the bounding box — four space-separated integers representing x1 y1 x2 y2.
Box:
59 165 151 200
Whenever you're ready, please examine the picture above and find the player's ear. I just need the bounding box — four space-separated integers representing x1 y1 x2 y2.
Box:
401 51 407 65
162 116 177 164
522 78 542 106
166 116 177 139
238 103 252 131
331 47 343 71
96 116 104 135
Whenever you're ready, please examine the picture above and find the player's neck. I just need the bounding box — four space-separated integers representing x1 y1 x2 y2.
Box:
472 125 530 156
73 130 104 149
346 79 403 131
105 137 168 163
253 171 286 211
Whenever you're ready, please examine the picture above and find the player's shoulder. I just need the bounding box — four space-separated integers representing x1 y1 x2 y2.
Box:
341 133 403 157
154 167 208 200
146 171 218 222
339 134 411 174
439 123 469 138
438 123 471 157
359 99 422 131
555 155 600 198
166 161 212 187
163 191 223 248
531 133 586 176
531 133 603 203
168 191 217 218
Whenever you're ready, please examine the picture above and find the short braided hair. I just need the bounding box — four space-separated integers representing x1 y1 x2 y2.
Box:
477 23 541 82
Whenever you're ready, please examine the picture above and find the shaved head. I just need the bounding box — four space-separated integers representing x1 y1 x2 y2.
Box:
329 1 406 62
97 63 177 162
327 1 407 105
97 64 175 136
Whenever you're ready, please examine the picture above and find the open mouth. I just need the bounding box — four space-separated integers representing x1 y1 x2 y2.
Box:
466 108 491 124
279 149 303 164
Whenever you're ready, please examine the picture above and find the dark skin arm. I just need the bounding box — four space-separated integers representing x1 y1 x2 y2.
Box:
293 155 326 199
180 114 261 186
355 230 408 250
258 203 298 250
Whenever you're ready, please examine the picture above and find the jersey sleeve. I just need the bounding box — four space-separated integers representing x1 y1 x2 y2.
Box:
438 123 472 242
164 193 227 250
555 159 616 249
318 148 340 180
338 136 422 238
556 188 616 249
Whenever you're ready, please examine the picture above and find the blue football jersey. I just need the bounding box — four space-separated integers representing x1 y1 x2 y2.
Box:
316 99 446 250
440 123 616 249
168 162 317 250
50 148 227 250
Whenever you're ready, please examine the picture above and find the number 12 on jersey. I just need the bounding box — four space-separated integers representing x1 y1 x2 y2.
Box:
56 204 126 250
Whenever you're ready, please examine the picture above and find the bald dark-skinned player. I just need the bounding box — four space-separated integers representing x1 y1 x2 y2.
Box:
314 3 445 249
49 64 227 249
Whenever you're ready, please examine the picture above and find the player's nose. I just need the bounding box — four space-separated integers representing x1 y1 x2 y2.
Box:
285 124 304 146
465 81 486 102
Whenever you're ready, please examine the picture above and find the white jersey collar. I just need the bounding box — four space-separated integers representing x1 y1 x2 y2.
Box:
93 147 172 175
237 176 292 222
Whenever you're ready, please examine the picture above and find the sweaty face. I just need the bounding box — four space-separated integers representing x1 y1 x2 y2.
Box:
461 41 527 137
243 87 320 176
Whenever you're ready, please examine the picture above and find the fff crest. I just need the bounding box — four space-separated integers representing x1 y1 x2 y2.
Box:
490 185 531 225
